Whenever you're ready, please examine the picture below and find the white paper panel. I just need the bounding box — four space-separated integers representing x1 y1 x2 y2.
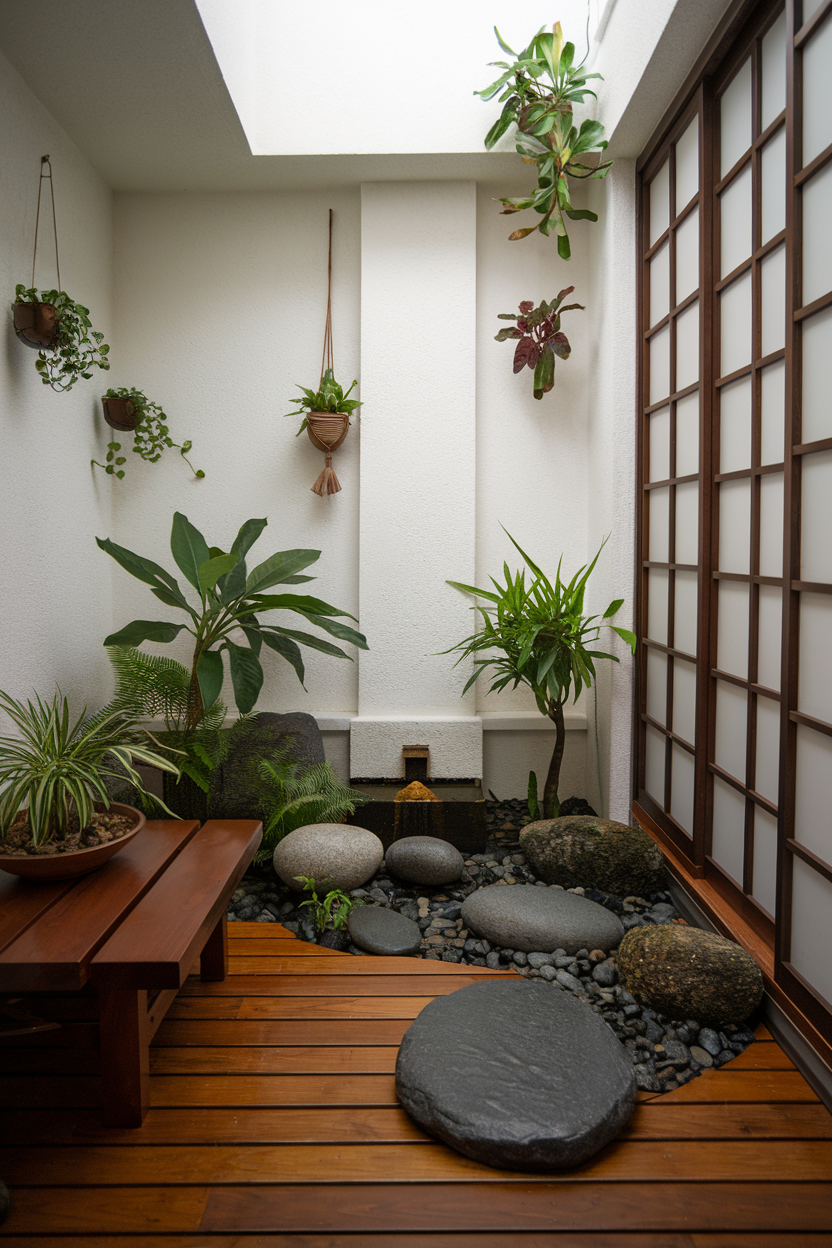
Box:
718 478 751 574
759 472 784 579
649 407 670 482
720 57 753 177
645 723 667 806
675 208 699 303
712 776 747 885
761 9 787 132
673 657 697 744
650 325 671 404
795 724 832 863
801 450 832 583
649 486 670 563
720 376 752 473
720 273 753 377
675 481 699 564
650 242 670 327
803 162 832 307
648 568 669 644
761 246 786 357
715 680 748 781
761 126 787 244
650 160 670 247
791 858 832 1010
717 579 750 677
758 584 782 691
671 744 696 836
675 570 698 656
803 12 832 167
798 592 832 722
802 305 832 444
676 302 699 391
676 391 700 475
752 807 779 917
647 647 668 725
720 164 753 278
675 117 699 212
761 359 785 464
803 0 826 17
755 695 781 805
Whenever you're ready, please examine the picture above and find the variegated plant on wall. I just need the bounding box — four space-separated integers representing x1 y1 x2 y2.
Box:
476 23 613 257
495 288 584 398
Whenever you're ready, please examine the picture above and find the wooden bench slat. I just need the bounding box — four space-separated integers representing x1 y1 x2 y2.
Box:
0 874 77 954
0 822 200 992
91 821 261 990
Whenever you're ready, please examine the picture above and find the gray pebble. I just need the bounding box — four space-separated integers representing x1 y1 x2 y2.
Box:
592 959 617 987
555 969 583 993
698 1028 722 1057
539 965 557 981
527 952 552 969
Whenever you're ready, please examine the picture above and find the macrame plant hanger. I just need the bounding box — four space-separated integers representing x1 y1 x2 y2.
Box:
306 209 349 496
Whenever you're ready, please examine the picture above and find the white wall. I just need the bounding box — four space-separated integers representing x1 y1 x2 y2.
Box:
0 48 113 718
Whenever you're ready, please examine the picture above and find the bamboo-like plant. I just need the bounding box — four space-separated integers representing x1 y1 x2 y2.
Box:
444 532 635 819
0 689 179 846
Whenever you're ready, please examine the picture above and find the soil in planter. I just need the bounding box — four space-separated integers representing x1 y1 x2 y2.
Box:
1 808 136 857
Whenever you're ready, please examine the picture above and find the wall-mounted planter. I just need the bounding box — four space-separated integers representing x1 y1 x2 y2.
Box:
12 300 58 348
102 395 138 430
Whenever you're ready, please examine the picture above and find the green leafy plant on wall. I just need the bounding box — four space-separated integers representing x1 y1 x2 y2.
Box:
475 23 612 256
93 388 203 481
13 284 110 391
495 288 584 398
444 531 635 820
284 368 362 437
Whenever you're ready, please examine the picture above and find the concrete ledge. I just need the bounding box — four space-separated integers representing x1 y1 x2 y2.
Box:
479 711 588 732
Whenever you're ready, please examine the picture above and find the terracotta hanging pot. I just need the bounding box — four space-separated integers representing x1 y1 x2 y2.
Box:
102 395 139 431
13 300 58 348
306 411 349 495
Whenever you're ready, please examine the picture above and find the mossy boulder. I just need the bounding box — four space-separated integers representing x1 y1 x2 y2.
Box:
208 711 325 821
617 924 764 1026
519 816 665 897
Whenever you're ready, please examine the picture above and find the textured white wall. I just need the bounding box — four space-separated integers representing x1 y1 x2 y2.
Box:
109 190 362 717
0 49 113 718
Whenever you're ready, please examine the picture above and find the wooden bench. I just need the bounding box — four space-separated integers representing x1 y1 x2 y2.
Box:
0 818 261 1127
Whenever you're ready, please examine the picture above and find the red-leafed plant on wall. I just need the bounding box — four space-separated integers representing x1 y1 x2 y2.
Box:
494 286 584 399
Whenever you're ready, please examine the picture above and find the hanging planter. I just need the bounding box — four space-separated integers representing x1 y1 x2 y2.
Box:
283 210 361 496
102 394 138 430
11 157 110 391
93 387 204 481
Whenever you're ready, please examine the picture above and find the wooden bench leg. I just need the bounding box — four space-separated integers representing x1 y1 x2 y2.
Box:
200 911 228 981
99 987 150 1127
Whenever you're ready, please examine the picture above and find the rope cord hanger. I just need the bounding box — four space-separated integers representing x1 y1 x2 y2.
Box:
306 208 350 497
32 155 61 292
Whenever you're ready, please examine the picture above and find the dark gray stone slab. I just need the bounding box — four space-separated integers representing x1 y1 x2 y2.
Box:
348 905 422 956
461 884 624 955
395 979 637 1171
386 835 464 886
211 712 325 820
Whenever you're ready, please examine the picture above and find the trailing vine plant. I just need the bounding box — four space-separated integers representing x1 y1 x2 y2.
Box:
14 284 110 392
92 387 203 480
475 23 612 257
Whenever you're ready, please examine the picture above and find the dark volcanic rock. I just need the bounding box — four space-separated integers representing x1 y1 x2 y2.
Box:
210 712 325 820
461 884 624 955
348 905 422 956
520 816 665 897
617 925 764 1026
386 835 465 886
395 979 637 1170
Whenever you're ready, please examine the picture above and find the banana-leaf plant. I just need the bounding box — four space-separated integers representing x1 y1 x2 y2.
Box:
495 288 584 399
444 531 635 819
475 23 612 257
97 513 368 732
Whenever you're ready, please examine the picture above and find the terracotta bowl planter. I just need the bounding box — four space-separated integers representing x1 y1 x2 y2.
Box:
13 301 58 348
0 803 146 881
102 396 139 431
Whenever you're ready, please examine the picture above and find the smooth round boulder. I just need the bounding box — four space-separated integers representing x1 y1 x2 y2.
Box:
520 816 665 897
386 835 464 886
395 979 637 1171
618 924 764 1025
348 905 422 956
461 884 623 955
273 823 383 893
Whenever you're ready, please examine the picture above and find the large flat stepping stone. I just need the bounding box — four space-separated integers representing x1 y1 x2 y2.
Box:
348 905 422 956
273 823 383 892
461 884 623 955
396 979 637 1171
386 835 464 886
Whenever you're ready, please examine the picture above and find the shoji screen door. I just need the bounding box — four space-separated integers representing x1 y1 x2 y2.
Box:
636 0 832 1050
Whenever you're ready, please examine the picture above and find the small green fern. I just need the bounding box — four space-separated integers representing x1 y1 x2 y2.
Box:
255 749 371 864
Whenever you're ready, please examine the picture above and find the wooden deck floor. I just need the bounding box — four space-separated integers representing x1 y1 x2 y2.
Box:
1 921 832 1244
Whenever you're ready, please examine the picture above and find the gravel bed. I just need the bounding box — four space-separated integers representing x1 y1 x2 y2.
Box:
228 796 758 1093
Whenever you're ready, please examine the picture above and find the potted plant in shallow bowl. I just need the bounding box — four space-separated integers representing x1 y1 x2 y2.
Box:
0 689 180 880
12 284 110 392
93 387 204 481
284 368 362 496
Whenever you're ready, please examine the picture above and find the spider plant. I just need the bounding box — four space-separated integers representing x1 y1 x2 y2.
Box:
0 689 180 847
